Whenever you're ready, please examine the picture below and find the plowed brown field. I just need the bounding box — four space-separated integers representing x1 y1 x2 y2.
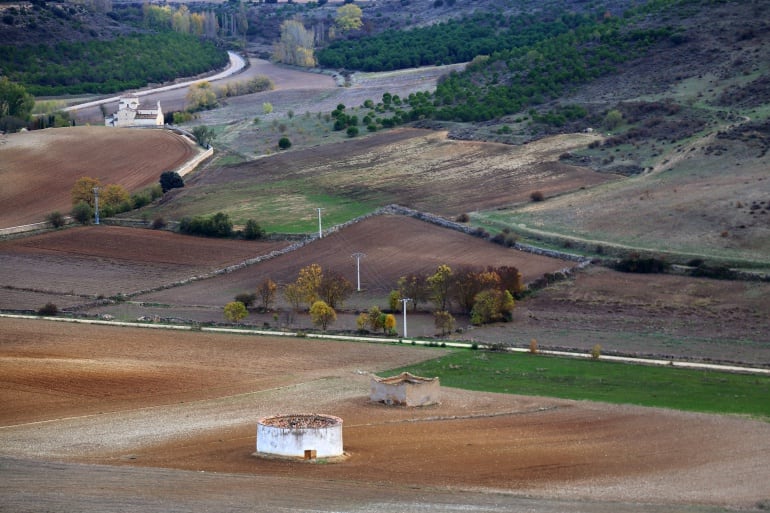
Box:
1 316 768 513
0 126 198 228
0 225 290 308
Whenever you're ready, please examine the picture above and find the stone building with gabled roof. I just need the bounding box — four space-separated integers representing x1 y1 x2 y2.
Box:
105 95 163 127
370 372 440 406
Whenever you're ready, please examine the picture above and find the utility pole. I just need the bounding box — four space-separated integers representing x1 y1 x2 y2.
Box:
400 298 412 338
316 207 325 238
351 252 366 292
93 187 101 225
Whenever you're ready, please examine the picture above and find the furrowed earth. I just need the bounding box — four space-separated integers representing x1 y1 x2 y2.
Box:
1 316 768 513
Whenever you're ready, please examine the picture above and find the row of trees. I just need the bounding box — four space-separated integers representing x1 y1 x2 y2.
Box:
66 175 168 225
225 263 523 332
142 3 246 39
185 77 274 113
226 264 353 329
390 264 522 326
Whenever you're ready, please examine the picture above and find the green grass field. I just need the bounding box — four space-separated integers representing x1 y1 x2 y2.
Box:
383 349 770 418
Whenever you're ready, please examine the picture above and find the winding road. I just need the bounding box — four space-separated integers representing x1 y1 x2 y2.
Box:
64 51 250 124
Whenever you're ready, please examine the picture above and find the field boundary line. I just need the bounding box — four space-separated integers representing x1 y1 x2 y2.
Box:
3 313 769 376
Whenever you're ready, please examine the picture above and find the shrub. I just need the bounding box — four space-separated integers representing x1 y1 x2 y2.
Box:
278 137 291 150
71 201 93 225
132 192 150 209
530 190 545 202
591 344 602 360
151 217 167 230
456 213 470 223
179 212 233 237
491 232 518 248
37 302 58 316
47 211 65 228
191 125 215 148
243 219 265 240
346 126 359 137
159 171 184 193
614 254 669 274
690 264 738 280
235 293 256 308
223 301 248 322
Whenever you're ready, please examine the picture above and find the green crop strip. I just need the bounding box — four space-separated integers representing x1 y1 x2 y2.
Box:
383 349 770 418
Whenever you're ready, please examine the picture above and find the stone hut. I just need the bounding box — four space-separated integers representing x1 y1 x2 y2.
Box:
370 372 440 406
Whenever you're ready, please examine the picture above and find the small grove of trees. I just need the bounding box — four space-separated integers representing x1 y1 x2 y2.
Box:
184 78 273 114
70 177 134 222
284 264 353 316
273 19 316 67
182 213 264 240
356 306 396 335
393 264 522 326
179 212 232 237
186 82 217 112
243 219 265 240
0 77 34 132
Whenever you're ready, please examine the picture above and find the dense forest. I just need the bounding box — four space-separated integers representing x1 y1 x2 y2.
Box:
0 0 242 97
317 11 601 71
0 32 227 96
318 5 677 123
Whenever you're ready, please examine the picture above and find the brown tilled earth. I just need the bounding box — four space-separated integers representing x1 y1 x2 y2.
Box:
0 126 198 228
2 218 768 364
1 317 768 513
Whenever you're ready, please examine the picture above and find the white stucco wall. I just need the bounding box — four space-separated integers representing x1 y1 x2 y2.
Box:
256 415 343 458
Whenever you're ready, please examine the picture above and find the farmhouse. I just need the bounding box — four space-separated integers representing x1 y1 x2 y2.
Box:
105 95 163 127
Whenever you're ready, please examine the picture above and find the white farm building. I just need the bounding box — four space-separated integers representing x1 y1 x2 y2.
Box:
105 95 163 127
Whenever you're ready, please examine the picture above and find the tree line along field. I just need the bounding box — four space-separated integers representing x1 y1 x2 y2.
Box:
2 213 768 366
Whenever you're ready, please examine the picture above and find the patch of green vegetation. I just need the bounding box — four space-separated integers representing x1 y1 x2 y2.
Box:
383 350 770 418
143 177 383 234
0 32 227 96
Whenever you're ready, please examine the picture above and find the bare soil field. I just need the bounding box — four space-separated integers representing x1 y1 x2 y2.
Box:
1 316 768 513
0 126 198 228
2 215 767 365
0 225 290 309
131 214 572 309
